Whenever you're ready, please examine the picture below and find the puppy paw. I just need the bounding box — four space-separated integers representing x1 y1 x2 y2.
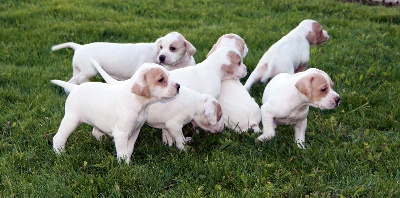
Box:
184 137 192 143
255 134 273 143
296 142 306 149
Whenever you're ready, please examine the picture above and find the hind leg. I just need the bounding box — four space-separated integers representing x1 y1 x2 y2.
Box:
53 114 80 154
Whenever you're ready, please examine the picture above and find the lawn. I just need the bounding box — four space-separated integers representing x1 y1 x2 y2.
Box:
0 0 399 197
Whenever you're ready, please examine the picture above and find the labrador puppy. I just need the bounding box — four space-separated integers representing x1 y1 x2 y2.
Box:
51 63 180 164
52 32 196 84
257 68 340 149
244 19 329 91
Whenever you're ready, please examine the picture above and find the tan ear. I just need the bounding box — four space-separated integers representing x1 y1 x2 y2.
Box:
306 22 323 44
204 98 218 125
185 39 196 56
214 100 223 122
131 73 151 97
295 75 314 98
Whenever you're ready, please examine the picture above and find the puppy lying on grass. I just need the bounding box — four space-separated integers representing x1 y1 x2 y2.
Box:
257 68 340 149
51 62 180 164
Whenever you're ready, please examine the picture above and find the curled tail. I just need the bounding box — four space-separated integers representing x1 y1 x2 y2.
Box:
50 80 78 93
51 42 81 51
90 59 119 85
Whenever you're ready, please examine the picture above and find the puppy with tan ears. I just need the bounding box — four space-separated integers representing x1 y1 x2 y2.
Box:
244 19 329 91
257 68 340 149
208 34 261 133
52 32 196 84
51 62 180 164
91 60 224 150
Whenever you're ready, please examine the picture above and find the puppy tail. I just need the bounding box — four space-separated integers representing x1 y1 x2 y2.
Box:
51 42 81 51
50 80 78 93
90 58 119 85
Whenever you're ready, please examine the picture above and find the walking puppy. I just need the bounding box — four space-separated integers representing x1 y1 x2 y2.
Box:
208 34 261 132
92 60 224 150
244 19 329 91
257 68 340 149
52 32 196 84
51 62 180 164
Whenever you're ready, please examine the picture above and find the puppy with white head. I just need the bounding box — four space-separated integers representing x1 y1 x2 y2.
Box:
51 62 180 164
257 68 340 149
52 32 196 84
244 19 329 91
170 46 247 98
208 34 261 133
91 60 224 150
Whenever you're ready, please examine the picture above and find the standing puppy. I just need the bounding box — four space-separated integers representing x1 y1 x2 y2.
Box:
208 34 261 133
51 63 180 164
257 68 340 149
244 19 329 91
91 60 224 150
52 32 196 84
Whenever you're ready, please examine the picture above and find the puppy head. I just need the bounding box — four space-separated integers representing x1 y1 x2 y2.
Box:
295 68 340 110
207 33 248 58
131 63 180 100
300 19 329 45
192 95 224 133
156 32 196 67
209 47 247 80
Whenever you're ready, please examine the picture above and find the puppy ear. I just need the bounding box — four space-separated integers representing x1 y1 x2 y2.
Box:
184 39 196 56
204 98 218 125
295 75 314 98
306 22 323 44
131 74 151 97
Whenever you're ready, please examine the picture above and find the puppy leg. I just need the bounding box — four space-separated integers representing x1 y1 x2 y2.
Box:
256 106 277 142
113 132 131 164
166 124 186 150
53 115 80 154
92 127 105 141
294 118 307 149
126 129 141 164
162 129 174 146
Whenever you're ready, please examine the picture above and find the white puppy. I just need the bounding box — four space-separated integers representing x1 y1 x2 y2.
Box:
91 60 224 150
244 19 329 91
257 68 340 149
170 46 247 98
208 34 261 133
52 31 196 84
51 63 180 164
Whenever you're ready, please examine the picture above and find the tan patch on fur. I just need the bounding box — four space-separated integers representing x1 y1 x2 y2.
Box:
221 51 241 75
131 68 168 97
306 22 327 44
295 72 330 102
207 34 246 57
214 101 223 121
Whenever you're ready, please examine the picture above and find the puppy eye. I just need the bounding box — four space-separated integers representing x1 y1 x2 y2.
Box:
160 46 163 49
238 61 241 65
321 87 327 92
158 77 164 83
170 46 176 51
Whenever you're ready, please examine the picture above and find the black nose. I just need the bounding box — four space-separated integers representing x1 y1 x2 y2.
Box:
176 83 180 93
159 55 166 63
335 96 340 106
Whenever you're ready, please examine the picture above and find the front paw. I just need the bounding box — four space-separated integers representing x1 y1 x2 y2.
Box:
255 134 274 143
296 141 306 149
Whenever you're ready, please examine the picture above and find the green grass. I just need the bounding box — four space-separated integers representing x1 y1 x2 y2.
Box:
1 0 399 196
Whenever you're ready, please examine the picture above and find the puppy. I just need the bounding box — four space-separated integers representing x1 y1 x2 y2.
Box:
208 34 261 133
244 19 329 91
51 62 180 164
170 46 247 98
257 68 340 149
52 32 196 84
91 60 224 150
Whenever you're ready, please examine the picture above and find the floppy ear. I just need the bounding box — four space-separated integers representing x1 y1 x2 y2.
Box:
306 22 322 44
204 98 218 125
155 37 162 52
131 74 151 97
295 75 314 98
185 39 196 56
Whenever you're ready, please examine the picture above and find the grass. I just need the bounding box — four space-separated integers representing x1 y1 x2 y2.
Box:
1 0 399 196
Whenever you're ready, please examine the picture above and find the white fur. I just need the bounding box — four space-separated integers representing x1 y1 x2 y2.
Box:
52 32 196 84
244 19 329 91
51 63 180 164
257 68 340 149
207 34 261 133
91 60 224 150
